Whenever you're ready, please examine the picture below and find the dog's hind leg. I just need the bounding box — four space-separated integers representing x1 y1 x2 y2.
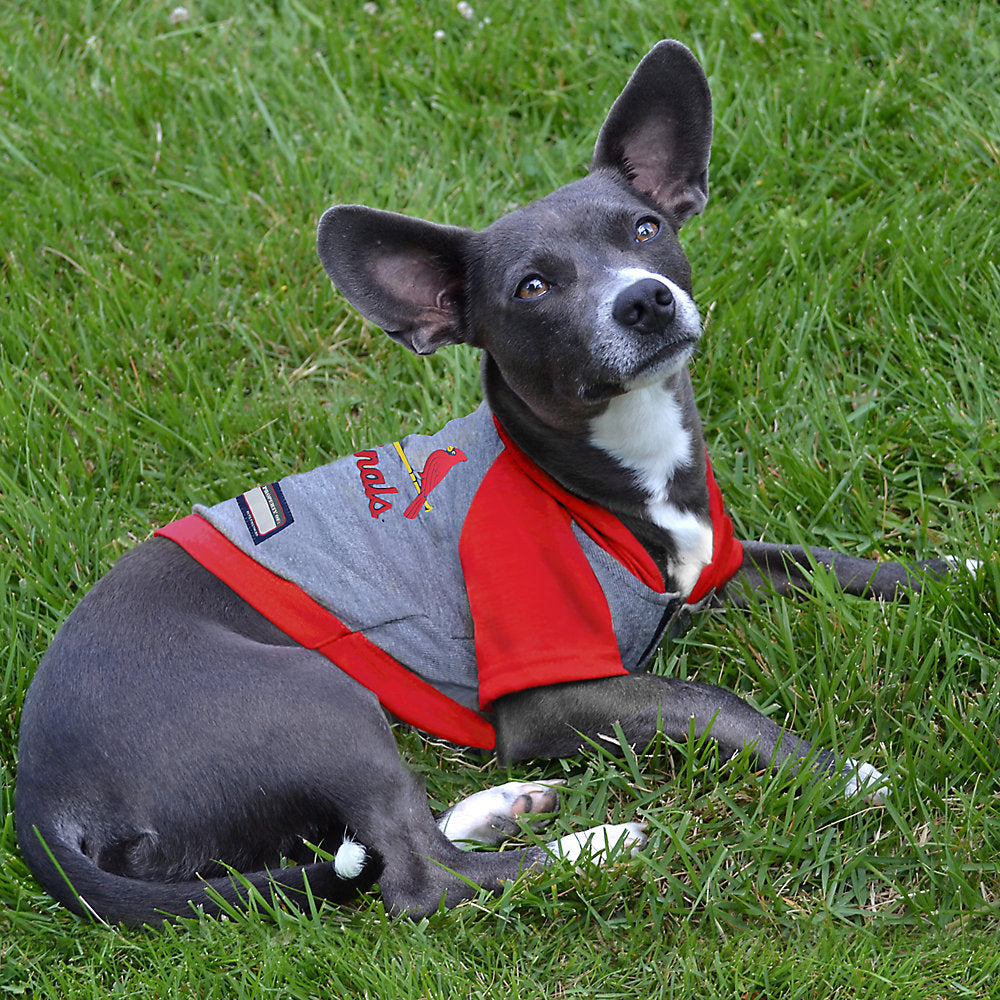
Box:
328 735 639 916
341 745 649 915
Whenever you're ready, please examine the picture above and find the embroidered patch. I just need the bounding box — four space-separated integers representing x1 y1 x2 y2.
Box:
236 482 293 544
393 442 468 519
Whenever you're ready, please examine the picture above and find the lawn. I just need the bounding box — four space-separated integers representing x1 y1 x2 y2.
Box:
2 0 999 995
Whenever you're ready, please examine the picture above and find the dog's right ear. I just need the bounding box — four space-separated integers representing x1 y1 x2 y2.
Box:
317 206 471 355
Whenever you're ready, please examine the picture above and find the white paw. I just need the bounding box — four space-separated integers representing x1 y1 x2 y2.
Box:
944 555 983 576
842 758 891 805
333 838 367 879
546 821 648 865
437 780 564 848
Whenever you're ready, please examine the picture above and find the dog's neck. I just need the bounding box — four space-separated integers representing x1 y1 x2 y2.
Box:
483 358 713 594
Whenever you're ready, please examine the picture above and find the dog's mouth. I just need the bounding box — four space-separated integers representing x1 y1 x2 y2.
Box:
631 334 698 378
581 334 698 402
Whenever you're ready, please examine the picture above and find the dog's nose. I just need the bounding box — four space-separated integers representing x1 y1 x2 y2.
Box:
612 278 675 334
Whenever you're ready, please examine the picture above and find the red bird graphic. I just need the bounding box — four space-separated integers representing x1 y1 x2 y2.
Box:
404 447 468 519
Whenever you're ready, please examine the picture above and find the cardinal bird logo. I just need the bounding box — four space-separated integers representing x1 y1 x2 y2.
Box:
401 447 468 519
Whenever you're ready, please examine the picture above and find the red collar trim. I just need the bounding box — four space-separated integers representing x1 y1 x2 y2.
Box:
686 455 744 604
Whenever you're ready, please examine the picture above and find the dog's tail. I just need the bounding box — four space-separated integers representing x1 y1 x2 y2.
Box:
16 813 377 927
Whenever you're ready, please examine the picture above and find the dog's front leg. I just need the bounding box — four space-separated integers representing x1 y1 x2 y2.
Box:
730 539 957 603
493 674 884 800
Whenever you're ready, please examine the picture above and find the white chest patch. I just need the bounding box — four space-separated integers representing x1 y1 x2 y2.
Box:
589 384 713 595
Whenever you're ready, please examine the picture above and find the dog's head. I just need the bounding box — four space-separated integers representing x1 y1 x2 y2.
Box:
318 40 712 431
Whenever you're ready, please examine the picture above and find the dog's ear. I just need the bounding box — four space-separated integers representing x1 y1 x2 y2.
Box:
592 40 712 227
317 206 471 355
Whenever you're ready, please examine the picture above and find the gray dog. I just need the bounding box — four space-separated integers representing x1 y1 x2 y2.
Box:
16 41 957 926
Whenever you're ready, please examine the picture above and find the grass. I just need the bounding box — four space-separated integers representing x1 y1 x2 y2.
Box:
1 0 999 995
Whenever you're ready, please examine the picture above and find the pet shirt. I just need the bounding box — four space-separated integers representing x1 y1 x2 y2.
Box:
156 403 743 749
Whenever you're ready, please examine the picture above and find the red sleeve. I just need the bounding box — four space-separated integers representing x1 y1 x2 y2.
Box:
459 450 629 710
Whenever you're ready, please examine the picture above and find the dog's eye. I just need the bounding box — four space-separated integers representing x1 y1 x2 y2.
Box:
515 276 550 300
635 218 660 243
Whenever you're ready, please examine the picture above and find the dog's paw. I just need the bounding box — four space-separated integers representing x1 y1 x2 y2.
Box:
944 555 984 576
333 838 368 880
842 758 891 805
437 780 565 848
545 821 648 865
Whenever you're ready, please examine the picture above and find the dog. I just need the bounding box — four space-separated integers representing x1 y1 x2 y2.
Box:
15 40 959 926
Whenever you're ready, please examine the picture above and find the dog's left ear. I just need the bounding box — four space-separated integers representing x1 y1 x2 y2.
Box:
592 40 713 227
317 205 471 355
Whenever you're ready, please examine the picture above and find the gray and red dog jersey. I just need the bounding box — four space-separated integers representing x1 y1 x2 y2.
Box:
157 403 743 749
